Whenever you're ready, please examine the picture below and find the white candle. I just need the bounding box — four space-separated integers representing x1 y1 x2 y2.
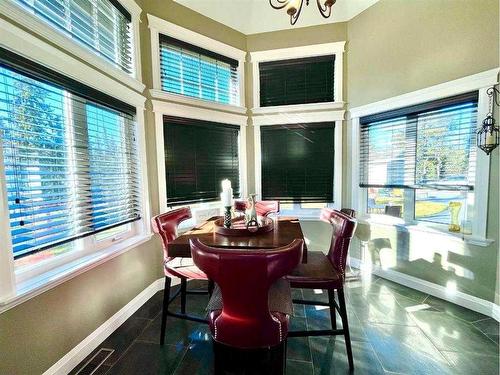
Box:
220 179 233 207
486 134 495 145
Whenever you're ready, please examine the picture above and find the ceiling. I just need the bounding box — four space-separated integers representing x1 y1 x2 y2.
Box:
174 0 380 35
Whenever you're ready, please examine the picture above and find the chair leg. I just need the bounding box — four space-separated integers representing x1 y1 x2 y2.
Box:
337 288 354 370
160 276 171 346
328 289 337 330
180 278 187 314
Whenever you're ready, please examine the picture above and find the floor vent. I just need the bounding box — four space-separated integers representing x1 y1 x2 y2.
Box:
74 348 114 375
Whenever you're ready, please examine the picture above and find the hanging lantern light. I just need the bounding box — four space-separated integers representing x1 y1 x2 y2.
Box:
477 87 500 155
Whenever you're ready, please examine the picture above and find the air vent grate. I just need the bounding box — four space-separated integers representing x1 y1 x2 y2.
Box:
74 348 114 375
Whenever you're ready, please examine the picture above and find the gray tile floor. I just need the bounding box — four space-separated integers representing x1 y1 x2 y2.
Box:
70 272 499 374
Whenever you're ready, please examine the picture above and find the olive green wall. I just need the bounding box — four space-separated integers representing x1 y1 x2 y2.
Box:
344 0 499 302
0 2 245 374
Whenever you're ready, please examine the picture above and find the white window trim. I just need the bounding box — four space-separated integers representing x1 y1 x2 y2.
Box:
0 0 145 93
249 41 345 112
253 120 343 211
349 68 500 247
0 18 151 310
152 101 249 215
147 14 247 109
250 43 345 211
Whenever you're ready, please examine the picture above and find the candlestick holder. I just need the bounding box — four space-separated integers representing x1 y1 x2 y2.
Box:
224 206 232 228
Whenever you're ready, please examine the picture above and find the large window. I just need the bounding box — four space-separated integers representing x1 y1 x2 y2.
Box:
15 0 133 74
164 116 240 205
360 92 478 225
261 123 335 202
0 49 140 260
159 35 239 105
259 55 335 107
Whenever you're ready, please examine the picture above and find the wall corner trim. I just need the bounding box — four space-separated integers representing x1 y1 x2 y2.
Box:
348 257 500 322
42 277 176 375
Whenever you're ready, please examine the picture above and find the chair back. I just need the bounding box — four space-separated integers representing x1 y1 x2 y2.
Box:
190 238 303 348
233 200 280 217
340 208 356 218
320 208 357 278
151 207 192 259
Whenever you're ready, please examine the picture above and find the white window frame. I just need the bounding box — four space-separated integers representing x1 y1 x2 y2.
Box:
153 99 248 217
250 43 346 211
0 16 150 312
147 14 247 113
349 69 499 247
0 0 145 93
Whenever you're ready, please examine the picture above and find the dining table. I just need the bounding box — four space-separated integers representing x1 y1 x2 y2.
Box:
169 215 308 261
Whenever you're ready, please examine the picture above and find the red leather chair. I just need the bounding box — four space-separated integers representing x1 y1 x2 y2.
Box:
340 208 356 218
287 209 357 370
190 238 303 374
234 200 280 217
151 207 210 345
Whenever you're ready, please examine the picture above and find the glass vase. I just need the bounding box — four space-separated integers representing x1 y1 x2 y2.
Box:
448 201 462 232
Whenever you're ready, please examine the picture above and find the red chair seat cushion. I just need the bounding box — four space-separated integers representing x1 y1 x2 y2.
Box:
207 278 294 315
164 257 207 280
287 251 343 289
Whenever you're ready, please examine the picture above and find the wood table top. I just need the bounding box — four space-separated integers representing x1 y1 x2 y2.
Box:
168 216 307 258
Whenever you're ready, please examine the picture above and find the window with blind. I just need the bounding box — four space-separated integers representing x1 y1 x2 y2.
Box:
159 35 239 105
0 48 140 259
164 116 240 205
259 55 335 107
261 123 335 202
15 0 133 74
359 92 478 224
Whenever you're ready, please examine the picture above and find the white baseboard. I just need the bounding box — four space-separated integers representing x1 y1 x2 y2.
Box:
43 277 177 375
349 257 500 322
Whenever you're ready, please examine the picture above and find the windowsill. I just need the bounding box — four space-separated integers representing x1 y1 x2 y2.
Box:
0 233 153 314
358 215 494 247
1 0 145 93
149 89 247 115
251 101 345 115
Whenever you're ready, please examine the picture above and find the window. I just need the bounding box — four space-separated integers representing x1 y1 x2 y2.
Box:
360 92 478 225
0 48 140 260
164 116 240 205
15 0 133 74
261 123 335 202
159 35 239 105
259 55 335 107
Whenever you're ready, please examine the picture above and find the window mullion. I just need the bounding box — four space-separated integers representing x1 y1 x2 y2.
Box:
0 137 16 301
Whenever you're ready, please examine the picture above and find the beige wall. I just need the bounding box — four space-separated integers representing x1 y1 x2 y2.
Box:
0 0 499 373
345 0 500 302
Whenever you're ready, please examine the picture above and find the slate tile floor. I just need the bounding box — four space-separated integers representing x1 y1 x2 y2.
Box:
71 273 499 374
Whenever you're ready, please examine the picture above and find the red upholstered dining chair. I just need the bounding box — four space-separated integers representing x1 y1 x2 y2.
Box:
234 199 280 217
340 208 356 218
151 207 210 345
190 238 304 374
287 208 357 370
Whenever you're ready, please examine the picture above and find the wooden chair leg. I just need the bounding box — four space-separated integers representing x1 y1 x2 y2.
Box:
180 278 187 314
160 276 171 346
328 289 337 330
337 288 354 370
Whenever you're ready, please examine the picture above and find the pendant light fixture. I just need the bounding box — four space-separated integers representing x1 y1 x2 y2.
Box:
269 0 336 25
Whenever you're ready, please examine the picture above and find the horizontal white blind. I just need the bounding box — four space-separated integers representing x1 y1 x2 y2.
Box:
159 35 239 105
0 65 140 259
16 0 133 74
360 93 478 191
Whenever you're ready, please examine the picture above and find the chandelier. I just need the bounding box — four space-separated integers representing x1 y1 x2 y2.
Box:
269 0 336 25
